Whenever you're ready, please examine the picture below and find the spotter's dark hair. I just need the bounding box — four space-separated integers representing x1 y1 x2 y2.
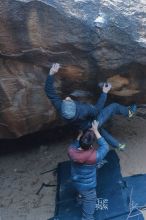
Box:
79 130 95 150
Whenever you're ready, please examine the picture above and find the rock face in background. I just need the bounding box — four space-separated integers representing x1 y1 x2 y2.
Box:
0 0 146 138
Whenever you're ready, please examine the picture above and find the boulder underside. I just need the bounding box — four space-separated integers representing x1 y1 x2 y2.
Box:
0 0 146 138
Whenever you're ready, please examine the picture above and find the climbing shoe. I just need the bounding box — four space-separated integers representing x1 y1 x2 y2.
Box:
118 143 126 151
128 104 137 118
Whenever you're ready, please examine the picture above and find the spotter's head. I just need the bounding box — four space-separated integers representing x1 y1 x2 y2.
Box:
79 130 96 150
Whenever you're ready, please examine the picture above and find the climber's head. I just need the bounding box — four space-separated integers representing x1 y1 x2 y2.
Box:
61 97 76 119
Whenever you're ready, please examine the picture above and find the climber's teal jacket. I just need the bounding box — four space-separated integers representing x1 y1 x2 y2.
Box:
45 74 107 130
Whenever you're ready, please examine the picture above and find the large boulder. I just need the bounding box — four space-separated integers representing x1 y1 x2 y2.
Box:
0 0 146 138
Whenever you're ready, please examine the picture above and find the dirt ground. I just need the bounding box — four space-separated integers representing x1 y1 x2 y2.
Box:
0 115 146 220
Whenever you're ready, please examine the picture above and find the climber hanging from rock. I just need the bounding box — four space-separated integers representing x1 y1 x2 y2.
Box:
45 63 137 150
45 63 111 122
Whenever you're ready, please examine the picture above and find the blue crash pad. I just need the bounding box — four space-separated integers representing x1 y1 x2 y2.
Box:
48 150 145 220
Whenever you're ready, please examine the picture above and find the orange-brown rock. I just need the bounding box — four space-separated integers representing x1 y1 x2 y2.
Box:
0 0 146 138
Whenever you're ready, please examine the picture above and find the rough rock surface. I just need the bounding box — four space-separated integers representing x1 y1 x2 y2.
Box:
0 0 146 138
